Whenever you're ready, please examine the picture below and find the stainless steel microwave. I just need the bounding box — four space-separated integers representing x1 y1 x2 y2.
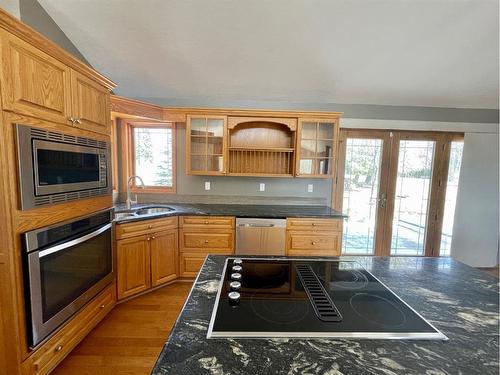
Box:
16 124 111 210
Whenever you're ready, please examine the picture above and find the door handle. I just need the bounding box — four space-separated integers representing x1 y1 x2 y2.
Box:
38 223 111 258
371 193 387 208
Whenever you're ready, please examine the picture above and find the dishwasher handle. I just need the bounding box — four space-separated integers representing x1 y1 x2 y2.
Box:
238 223 275 228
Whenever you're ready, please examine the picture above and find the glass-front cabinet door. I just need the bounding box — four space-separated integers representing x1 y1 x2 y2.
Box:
296 118 339 177
186 115 228 175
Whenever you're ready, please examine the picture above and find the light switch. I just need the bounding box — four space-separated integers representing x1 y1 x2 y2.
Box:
259 183 265 192
205 181 211 191
307 184 314 193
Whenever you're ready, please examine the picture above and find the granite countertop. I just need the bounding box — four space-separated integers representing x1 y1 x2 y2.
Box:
114 203 345 223
152 255 499 375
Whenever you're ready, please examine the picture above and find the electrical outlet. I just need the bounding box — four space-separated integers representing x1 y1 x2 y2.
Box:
307 184 314 193
259 183 265 192
204 181 211 191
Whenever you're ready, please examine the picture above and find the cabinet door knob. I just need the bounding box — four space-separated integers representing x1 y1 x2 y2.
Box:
147 237 151 241
68 116 75 125
148 225 152 229
311 241 316 245
312 223 316 226
54 345 63 353
75 118 82 124
152 236 156 239
99 304 105 309
204 221 209 224
204 240 209 244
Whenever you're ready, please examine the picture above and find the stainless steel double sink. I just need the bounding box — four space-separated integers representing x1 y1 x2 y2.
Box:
115 205 175 221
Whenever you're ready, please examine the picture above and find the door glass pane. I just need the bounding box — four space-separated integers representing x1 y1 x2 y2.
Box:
208 137 223 154
316 158 332 175
300 140 316 158
342 138 383 254
190 136 206 155
190 118 206 135
40 227 111 322
440 141 464 256
391 140 435 255
190 155 207 171
301 122 317 139
207 119 224 137
207 155 224 172
299 159 314 174
318 123 334 139
36 149 99 185
316 140 333 158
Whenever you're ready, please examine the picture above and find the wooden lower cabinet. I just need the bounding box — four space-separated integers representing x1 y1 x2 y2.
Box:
116 218 179 300
179 252 208 278
21 284 115 375
151 230 179 286
286 217 343 256
116 234 151 299
179 216 235 278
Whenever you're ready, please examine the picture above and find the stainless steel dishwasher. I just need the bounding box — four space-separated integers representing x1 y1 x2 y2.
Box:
236 218 286 256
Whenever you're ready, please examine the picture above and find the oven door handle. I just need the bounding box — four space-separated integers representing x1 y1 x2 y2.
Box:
38 223 112 258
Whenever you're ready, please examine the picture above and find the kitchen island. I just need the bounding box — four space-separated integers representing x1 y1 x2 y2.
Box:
152 255 499 375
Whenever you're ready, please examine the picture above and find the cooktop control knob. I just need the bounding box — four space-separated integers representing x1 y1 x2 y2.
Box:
232 265 243 273
228 291 240 306
230 273 242 281
229 281 241 291
233 258 243 265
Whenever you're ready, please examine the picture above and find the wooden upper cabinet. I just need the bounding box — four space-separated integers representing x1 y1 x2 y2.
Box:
0 31 112 135
0 32 72 124
150 229 178 287
186 115 228 175
70 70 111 134
296 118 339 178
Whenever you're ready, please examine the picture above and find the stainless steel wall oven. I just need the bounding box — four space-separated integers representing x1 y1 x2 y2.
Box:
22 210 113 348
16 124 111 210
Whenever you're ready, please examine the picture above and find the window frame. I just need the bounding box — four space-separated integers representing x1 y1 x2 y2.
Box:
124 120 176 194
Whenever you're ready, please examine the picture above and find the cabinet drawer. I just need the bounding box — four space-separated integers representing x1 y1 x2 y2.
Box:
179 252 207 278
115 216 178 239
180 216 235 229
180 230 234 253
23 284 115 375
287 218 343 232
286 233 341 256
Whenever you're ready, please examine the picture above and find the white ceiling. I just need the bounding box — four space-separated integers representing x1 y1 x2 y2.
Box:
39 0 499 109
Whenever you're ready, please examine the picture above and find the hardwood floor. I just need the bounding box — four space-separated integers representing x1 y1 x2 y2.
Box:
479 266 499 278
52 282 192 375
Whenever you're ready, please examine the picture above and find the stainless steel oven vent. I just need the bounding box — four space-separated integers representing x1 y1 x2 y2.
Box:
33 188 109 207
295 264 343 322
29 127 107 149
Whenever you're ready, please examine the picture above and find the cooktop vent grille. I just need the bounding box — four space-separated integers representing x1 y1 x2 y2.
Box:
295 265 343 322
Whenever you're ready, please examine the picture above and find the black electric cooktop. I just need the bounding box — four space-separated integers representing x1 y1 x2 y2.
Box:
207 258 447 340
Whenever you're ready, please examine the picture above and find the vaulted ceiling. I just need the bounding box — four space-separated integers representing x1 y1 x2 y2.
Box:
39 0 499 109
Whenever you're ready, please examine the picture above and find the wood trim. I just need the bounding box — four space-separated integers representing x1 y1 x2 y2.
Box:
15 196 112 234
112 97 341 124
110 119 119 193
168 107 342 119
425 134 450 256
111 95 164 121
227 116 297 131
0 8 115 90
